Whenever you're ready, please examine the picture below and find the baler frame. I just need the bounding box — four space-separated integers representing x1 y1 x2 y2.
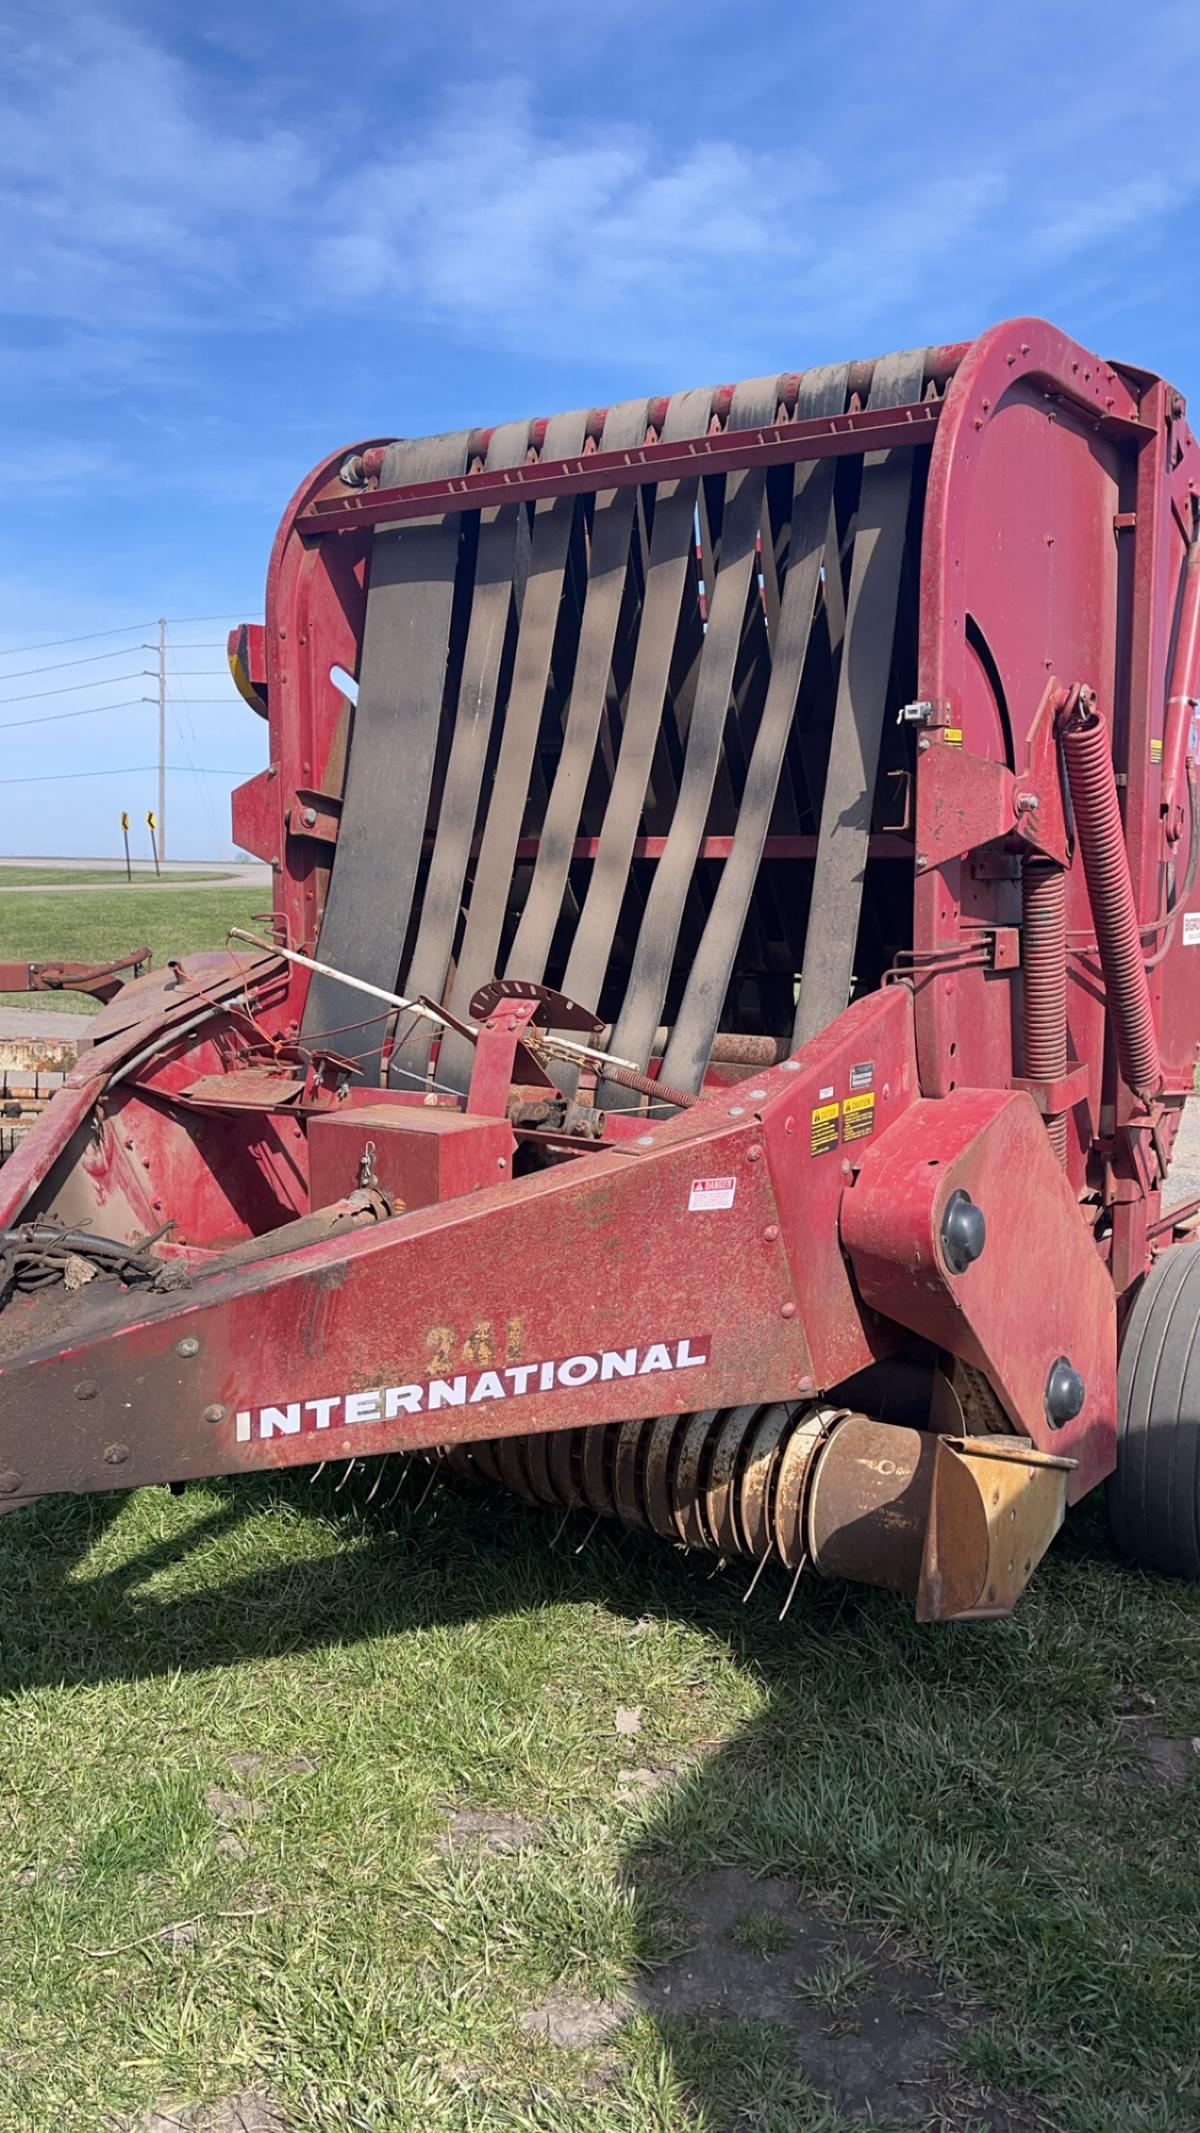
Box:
1 315 1198 1620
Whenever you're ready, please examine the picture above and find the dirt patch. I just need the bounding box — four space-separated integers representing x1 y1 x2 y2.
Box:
1134 1731 1199 1784
614 1764 674 1800
637 1867 1026 2131
228 1751 315 1780
206 1787 265 1862
125 2090 290 2132
438 1804 541 1859
206 1788 264 1824
520 1988 632 2048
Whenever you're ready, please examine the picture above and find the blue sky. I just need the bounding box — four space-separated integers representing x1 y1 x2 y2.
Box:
1 0 1197 857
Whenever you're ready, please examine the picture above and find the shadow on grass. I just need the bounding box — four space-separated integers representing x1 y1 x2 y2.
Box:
0 1466 1193 2131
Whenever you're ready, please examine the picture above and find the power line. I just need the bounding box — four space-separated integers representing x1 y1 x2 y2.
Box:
0 645 158 682
0 698 152 732
0 622 153 658
0 671 149 705
0 615 259 659
0 766 255 788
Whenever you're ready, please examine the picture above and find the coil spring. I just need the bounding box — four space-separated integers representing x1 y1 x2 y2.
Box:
440 1403 853 1569
1022 857 1068 1165
1061 705 1161 1100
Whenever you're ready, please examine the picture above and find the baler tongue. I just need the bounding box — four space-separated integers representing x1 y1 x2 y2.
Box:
302 349 928 1095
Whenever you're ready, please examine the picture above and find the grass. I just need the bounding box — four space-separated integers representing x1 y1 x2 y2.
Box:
729 1908 792 1959
0 884 269 1014
0 867 236 888
0 1470 1196 2131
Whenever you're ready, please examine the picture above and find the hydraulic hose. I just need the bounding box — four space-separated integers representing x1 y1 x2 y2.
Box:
1060 700 1162 1102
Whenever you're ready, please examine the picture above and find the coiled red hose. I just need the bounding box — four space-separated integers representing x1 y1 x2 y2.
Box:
1060 704 1161 1101
1022 858 1068 1164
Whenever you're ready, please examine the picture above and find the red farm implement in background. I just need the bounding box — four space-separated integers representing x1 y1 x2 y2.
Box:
2 315 1199 1619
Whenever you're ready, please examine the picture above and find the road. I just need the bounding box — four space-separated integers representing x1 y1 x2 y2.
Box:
0 858 270 894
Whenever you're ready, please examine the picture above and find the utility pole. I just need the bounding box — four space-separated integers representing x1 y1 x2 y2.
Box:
157 617 167 863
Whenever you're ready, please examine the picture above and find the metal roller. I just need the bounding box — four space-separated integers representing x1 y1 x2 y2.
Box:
435 1401 1072 1622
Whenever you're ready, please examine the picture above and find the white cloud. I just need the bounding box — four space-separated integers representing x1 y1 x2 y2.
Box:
0 3 305 338
2 2 1196 389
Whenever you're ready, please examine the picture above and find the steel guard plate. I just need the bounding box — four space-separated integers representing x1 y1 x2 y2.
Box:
840 1088 1115 1497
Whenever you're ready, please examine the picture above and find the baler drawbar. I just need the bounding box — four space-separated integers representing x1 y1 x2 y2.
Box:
3 315 1200 1618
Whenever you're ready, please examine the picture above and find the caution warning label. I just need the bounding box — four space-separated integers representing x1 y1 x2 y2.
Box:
842 1090 877 1143
810 1100 840 1156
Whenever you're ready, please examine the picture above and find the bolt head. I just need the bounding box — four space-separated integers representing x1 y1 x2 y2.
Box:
0 1470 21 1496
1045 1356 1085 1427
781 1301 797 1320
203 1404 226 1424
301 807 317 827
940 1189 986 1274
103 1443 129 1466
177 1337 200 1359
74 1380 97 1402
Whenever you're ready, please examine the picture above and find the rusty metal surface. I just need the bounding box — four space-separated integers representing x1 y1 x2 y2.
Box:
611 1416 652 1529
673 1408 720 1549
806 1413 936 1594
641 1410 685 1539
445 1400 1066 1619
738 1404 791 1561
916 1434 1074 1621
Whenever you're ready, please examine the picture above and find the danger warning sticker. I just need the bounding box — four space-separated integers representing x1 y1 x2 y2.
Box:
689 1175 737 1212
1184 912 1200 948
810 1101 840 1156
842 1090 877 1142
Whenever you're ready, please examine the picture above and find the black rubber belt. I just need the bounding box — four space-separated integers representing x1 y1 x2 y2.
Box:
505 397 651 987
792 347 927 1047
391 418 533 1081
438 406 591 1093
661 363 850 1094
561 385 715 1022
605 374 782 1098
301 427 471 1065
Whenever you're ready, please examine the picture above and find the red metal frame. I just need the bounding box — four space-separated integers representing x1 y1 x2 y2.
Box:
0 317 1196 1543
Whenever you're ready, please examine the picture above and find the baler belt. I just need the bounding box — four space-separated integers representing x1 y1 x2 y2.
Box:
505 397 651 987
660 363 850 1094
301 427 471 1064
437 407 591 1093
558 387 715 1029
792 347 926 1047
604 375 783 1096
391 418 533 1080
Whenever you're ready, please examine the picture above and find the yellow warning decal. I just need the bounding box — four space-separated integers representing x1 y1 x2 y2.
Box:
842 1091 877 1143
810 1101 840 1156
943 728 964 745
1150 737 1163 763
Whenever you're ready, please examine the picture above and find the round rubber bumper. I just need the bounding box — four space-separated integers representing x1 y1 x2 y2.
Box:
1111 1241 1200 1578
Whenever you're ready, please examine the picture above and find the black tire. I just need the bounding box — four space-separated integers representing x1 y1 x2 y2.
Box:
1110 1241 1200 1577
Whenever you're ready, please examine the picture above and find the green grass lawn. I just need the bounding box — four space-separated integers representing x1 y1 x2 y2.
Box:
0 868 235 888
0 1468 1196 2132
0 885 270 1013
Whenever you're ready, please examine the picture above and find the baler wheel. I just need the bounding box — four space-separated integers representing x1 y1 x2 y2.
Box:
1111 1242 1200 1578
